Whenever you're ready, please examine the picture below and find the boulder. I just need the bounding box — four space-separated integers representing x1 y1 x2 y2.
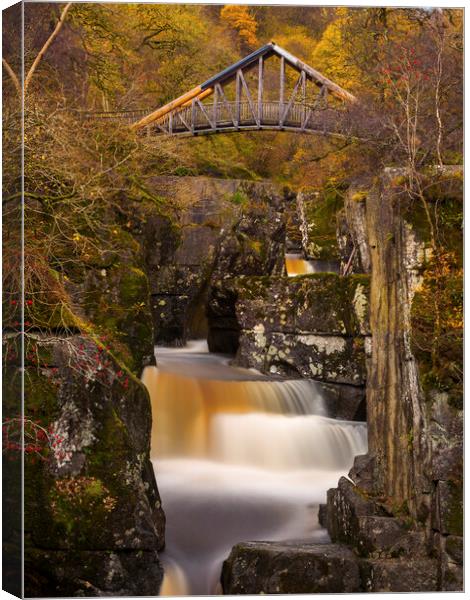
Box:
18 334 165 596
221 542 362 594
318 382 366 421
25 549 163 597
361 558 438 592
325 477 386 546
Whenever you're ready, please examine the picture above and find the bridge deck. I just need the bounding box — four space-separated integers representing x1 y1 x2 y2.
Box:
86 101 353 139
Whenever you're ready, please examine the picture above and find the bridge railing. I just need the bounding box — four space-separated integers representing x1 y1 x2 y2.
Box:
81 101 355 138
152 100 349 135
81 109 150 123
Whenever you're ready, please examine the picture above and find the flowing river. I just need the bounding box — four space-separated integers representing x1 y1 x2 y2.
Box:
142 341 367 596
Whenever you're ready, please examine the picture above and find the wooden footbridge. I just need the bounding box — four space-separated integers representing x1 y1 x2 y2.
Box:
89 43 358 139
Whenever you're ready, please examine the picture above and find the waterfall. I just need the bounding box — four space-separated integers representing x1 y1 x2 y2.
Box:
142 342 367 596
210 414 367 470
285 253 340 276
285 253 314 276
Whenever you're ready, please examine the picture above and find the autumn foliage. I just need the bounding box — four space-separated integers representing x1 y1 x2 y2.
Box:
220 5 258 49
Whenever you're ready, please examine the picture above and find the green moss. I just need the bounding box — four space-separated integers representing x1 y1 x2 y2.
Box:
229 190 250 208
301 181 345 260
351 190 368 203
48 475 118 541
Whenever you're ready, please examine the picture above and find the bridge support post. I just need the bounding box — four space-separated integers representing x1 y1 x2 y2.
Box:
279 56 285 126
236 70 241 127
191 99 196 134
258 56 264 125
213 85 218 129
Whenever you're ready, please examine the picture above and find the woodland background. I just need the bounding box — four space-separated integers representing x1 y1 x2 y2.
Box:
2 2 463 443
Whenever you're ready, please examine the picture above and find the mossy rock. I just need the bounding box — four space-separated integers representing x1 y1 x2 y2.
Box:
76 264 154 373
22 335 164 562
233 273 370 337
301 182 345 260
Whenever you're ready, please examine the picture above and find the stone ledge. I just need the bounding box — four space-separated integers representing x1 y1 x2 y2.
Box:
24 549 163 597
221 541 362 594
361 557 439 592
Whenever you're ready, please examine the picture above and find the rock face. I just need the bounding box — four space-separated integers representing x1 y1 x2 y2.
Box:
325 170 463 591
1 180 167 596
297 187 344 261
232 274 370 386
133 177 286 348
17 334 165 597
222 542 362 594
64 226 155 375
206 181 287 353
221 169 462 594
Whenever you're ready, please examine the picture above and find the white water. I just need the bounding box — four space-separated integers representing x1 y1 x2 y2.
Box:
142 341 367 596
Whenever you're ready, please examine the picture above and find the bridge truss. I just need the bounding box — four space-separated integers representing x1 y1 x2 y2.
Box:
90 42 358 139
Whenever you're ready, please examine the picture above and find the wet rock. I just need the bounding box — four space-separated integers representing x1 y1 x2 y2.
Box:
325 477 386 546
22 335 165 596
207 279 241 353
361 558 438 592
318 504 328 528
25 549 163 597
317 382 366 421
221 542 362 594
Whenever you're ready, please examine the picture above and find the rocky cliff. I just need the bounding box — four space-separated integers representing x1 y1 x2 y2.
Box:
222 168 463 593
130 177 287 349
356 168 463 590
4 196 167 596
6 169 461 595
233 273 370 386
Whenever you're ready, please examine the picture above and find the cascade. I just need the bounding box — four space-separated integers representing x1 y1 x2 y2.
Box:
142 341 367 595
285 253 314 276
285 253 340 276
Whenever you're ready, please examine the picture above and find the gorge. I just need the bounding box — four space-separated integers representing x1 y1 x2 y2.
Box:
3 6 462 596
7 171 462 596
2 8 464 597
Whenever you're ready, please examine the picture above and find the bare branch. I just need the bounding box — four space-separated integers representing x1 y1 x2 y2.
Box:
24 2 72 94
2 58 21 96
